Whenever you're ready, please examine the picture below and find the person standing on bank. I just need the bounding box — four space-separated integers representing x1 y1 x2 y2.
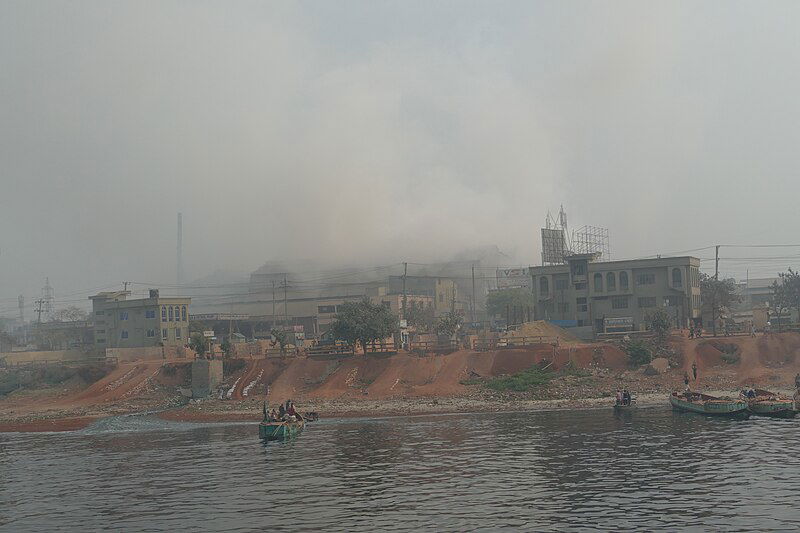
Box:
692 362 698 381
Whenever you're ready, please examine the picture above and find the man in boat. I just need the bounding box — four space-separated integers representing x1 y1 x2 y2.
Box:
286 401 303 421
278 402 286 420
615 389 622 405
622 389 631 406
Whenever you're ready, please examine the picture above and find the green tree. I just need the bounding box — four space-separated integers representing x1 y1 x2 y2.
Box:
648 309 671 343
270 329 288 354
220 338 232 358
189 333 207 358
624 339 652 367
777 269 800 327
485 289 535 318
435 311 462 338
700 273 741 335
404 301 436 332
331 298 398 354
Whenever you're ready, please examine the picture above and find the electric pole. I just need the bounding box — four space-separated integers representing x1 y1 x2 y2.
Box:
34 298 44 324
402 262 407 321
471 263 476 324
272 280 276 324
283 276 288 328
712 244 720 336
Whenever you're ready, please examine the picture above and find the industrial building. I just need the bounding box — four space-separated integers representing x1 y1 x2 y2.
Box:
529 254 701 333
90 290 191 348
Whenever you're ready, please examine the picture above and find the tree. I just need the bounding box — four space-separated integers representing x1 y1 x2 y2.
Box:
777 269 800 328
436 311 463 339
700 273 741 335
647 309 671 343
270 329 288 354
50 306 88 322
189 333 207 358
485 289 535 318
331 298 398 354
220 339 232 358
404 301 436 332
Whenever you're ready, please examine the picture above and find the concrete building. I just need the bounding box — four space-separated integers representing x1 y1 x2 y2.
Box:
387 276 459 316
90 290 191 349
529 254 701 333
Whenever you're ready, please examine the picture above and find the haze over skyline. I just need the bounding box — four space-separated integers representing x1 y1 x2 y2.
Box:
3 0 800 313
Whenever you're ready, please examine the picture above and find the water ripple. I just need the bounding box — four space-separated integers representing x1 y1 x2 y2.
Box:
2 408 800 531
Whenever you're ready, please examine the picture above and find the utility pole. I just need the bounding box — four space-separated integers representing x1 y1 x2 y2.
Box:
283 276 288 328
402 262 407 321
471 263 476 324
272 280 276 325
712 244 720 336
34 298 44 324
123 281 130 292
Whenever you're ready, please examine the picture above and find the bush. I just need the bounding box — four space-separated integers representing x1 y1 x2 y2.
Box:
223 358 246 376
721 352 740 365
558 361 592 378
486 366 552 392
76 363 115 384
624 339 652 367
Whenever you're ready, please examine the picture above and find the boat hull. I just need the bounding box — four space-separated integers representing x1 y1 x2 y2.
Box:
748 400 797 418
259 421 305 441
670 394 749 418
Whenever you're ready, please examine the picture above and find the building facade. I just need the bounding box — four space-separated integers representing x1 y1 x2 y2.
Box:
90 290 191 349
530 255 701 332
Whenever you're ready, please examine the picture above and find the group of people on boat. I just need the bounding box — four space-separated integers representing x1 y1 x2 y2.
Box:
266 400 303 423
615 389 633 406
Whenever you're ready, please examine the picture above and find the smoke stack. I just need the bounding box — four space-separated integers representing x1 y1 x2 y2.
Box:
177 213 183 293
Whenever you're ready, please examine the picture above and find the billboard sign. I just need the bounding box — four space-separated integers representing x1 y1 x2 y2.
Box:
541 228 567 264
497 268 532 290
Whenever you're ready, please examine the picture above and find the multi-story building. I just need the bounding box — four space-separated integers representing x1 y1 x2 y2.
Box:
90 289 191 348
529 254 701 333
387 276 459 316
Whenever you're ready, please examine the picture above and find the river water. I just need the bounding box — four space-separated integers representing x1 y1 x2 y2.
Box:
1 407 800 531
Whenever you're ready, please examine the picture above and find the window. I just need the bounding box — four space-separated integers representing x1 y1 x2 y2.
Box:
162 328 168 340
638 297 657 308
672 268 683 288
175 328 181 340
145 309 156 319
96 329 105 334
162 306 167 320
174 306 180 321
168 307 174 321
574 282 587 290
438 293 444 303
119 311 129 321
636 273 655 286
146 329 155 338
539 277 550 296
318 305 336 314
665 295 681 307
555 279 568 290
121 330 129 339
606 272 616 291
96 338 105 344
95 310 104 316
574 263 586 275
593 273 603 292
576 297 588 313
558 303 569 314
181 306 187 321
619 271 629 290
612 296 629 309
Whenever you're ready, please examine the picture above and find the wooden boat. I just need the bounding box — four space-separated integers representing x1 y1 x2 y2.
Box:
613 400 636 413
670 391 749 418
259 419 305 441
746 389 797 418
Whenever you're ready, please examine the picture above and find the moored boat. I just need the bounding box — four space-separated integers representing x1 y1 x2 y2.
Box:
670 391 749 418
259 419 305 441
746 389 797 418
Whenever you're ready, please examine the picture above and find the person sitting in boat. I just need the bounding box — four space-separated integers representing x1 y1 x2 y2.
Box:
269 409 279 422
622 390 631 405
615 389 623 405
286 401 303 421
278 403 286 420
747 388 756 399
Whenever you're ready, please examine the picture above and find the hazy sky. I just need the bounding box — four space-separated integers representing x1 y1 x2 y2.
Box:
2 1 800 314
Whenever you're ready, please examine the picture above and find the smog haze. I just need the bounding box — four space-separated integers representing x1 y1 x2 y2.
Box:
2 0 800 307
